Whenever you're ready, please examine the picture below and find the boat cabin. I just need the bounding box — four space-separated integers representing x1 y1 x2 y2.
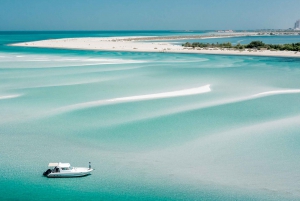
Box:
48 162 72 172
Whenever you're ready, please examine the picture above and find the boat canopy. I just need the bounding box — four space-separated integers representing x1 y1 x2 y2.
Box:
48 162 71 168
48 163 59 167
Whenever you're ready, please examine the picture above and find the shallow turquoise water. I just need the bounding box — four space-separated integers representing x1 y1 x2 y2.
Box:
1 32 300 200
169 35 300 45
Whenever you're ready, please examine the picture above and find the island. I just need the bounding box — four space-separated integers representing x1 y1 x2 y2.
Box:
10 33 300 58
182 41 300 52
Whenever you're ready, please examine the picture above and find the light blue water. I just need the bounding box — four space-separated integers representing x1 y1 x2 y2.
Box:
167 35 300 45
1 31 300 201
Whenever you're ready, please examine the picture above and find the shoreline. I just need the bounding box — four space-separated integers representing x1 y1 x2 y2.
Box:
9 34 300 58
103 33 257 41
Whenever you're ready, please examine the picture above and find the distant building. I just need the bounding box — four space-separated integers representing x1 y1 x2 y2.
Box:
295 20 300 30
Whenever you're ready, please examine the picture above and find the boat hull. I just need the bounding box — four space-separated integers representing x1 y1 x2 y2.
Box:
46 168 93 178
47 172 91 178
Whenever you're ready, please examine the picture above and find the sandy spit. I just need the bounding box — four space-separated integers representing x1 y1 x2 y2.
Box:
9 34 300 58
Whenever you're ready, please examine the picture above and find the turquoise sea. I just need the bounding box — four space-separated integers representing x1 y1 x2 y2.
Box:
1 31 300 200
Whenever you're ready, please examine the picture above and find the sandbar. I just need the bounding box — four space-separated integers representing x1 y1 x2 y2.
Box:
9 33 300 58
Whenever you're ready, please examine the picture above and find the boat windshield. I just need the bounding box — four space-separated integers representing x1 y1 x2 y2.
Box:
61 167 73 170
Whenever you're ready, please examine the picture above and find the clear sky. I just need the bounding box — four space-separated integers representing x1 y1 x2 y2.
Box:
0 0 299 31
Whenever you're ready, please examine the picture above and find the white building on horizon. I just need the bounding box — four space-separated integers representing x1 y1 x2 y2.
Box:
295 19 300 30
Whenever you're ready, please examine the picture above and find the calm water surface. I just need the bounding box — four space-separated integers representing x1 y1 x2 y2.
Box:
0 31 300 200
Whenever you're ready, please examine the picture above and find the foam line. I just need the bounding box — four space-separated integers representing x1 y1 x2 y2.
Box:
252 89 300 97
25 60 51 62
0 94 21 100
109 85 211 102
17 80 102 90
55 85 211 114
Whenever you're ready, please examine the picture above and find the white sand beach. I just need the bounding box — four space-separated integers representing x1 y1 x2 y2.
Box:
10 34 300 58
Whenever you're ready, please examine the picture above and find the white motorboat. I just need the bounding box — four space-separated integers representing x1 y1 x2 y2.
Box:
43 162 93 178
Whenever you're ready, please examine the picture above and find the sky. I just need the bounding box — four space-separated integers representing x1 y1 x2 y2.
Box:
0 0 299 31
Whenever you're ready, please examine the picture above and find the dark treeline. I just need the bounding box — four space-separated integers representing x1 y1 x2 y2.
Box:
182 41 300 51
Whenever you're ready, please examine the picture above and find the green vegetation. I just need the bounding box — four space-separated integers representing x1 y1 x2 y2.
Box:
182 41 300 51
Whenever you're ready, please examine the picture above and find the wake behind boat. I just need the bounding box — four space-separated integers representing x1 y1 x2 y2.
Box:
43 162 93 178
